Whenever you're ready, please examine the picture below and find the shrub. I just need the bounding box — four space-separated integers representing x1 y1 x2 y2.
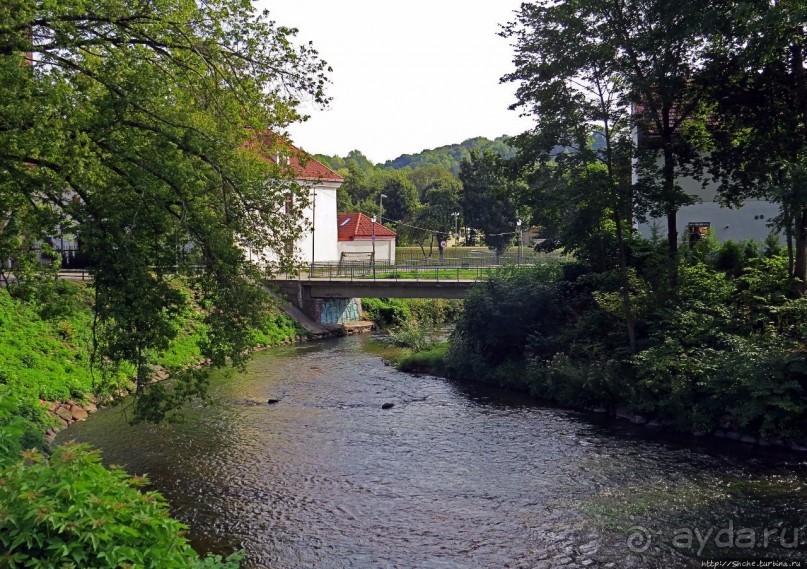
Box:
397 342 449 375
0 442 242 568
361 298 412 327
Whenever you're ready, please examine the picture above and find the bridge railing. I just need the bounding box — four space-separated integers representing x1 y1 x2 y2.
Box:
293 261 524 282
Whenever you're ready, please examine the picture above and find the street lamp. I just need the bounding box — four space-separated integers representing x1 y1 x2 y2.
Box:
516 219 523 266
379 193 387 221
451 212 460 246
371 215 377 278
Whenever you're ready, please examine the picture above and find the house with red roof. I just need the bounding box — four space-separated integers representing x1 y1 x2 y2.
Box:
337 212 396 264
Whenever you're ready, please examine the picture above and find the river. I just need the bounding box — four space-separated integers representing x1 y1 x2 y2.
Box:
56 335 807 568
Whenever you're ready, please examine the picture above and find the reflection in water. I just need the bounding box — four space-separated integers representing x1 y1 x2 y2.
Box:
58 336 807 568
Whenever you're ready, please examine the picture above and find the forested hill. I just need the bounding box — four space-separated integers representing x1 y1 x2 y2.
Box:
315 135 516 176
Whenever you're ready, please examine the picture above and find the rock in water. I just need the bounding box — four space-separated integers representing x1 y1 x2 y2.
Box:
382 402 395 409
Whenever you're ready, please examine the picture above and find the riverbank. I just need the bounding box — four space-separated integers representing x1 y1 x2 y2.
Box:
0 281 310 450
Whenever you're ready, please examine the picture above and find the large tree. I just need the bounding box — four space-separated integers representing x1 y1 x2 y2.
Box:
0 0 329 420
459 150 521 255
503 0 719 265
703 1 807 291
399 181 461 261
503 2 638 349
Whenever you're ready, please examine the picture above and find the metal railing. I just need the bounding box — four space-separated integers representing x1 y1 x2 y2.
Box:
277 259 563 283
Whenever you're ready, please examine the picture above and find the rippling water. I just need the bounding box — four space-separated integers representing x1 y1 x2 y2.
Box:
57 335 807 568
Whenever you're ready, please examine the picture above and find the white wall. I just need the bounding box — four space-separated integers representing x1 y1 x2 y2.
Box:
296 181 340 264
337 238 396 264
636 156 782 243
637 200 781 243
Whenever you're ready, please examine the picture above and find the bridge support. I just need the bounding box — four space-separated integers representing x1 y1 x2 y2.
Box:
271 280 365 326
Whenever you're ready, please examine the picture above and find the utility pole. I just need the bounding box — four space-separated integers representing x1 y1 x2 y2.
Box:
378 193 387 271
451 212 460 246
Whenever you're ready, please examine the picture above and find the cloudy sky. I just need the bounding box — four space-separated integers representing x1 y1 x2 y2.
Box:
257 0 534 163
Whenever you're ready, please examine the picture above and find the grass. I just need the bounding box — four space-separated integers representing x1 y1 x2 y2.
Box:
395 341 450 375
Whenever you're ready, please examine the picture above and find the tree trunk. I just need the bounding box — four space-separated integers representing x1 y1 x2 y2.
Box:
793 207 807 295
663 142 678 259
613 209 637 353
784 203 794 277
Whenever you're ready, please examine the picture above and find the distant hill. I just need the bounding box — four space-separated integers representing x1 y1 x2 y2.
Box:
381 136 516 175
315 135 516 177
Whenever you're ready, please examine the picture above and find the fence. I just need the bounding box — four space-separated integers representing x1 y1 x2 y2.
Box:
394 246 567 266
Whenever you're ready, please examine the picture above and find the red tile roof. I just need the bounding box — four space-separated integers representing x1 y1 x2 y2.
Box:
337 213 396 241
245 131 343 183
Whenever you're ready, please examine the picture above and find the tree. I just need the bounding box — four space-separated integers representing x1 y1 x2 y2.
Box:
503 0 719 266
0 0 329 421
459 150 521 255
379 171 419 223
502 0 638 349
703 1 807 292
400 182 461 260
406 164 459 198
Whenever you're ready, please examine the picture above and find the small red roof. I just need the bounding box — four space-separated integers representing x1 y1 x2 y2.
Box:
246 131 343 183
337 213 396 241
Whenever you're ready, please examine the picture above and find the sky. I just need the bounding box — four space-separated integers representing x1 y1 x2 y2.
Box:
257 0 535 164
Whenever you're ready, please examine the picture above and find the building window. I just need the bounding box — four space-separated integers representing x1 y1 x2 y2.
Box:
687 222 710 247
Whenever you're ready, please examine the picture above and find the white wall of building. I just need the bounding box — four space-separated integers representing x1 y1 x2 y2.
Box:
295 181 340 264
337 238 396 264
636 157 782 243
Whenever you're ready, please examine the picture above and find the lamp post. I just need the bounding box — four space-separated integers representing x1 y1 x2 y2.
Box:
311 187 316 270
451 212 460 246
379 193 387 221
516 219 522 266
377 193 387 271
371 215 377 278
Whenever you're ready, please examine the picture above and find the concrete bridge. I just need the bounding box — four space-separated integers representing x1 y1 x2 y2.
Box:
269 277 478 330
270 277 476 301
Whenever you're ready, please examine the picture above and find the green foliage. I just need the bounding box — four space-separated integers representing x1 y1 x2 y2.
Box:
387 319 440 353
444 241 807 441
0 442 242 568
362 297 462 329
458 150 523 254
382 136 516 176
397 342 449 375
361 298 412 327
1 0 329 419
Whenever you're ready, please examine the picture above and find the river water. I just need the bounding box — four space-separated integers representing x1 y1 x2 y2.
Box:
57 335 807 568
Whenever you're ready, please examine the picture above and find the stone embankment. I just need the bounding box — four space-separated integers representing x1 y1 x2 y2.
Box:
42 398 98 442
604 406 807 452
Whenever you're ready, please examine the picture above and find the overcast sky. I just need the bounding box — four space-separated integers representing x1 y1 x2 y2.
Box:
257 0 534 163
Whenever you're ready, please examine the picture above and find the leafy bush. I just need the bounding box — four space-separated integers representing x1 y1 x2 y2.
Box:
443 240 807 441
362 297 463 328
361 298 412 327
397 342 449 375
387 318 440 352
0 442 241 568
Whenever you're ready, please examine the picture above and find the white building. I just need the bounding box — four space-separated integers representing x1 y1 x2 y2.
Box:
283 149 342 264
337 212 397 264
246 137 343 267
